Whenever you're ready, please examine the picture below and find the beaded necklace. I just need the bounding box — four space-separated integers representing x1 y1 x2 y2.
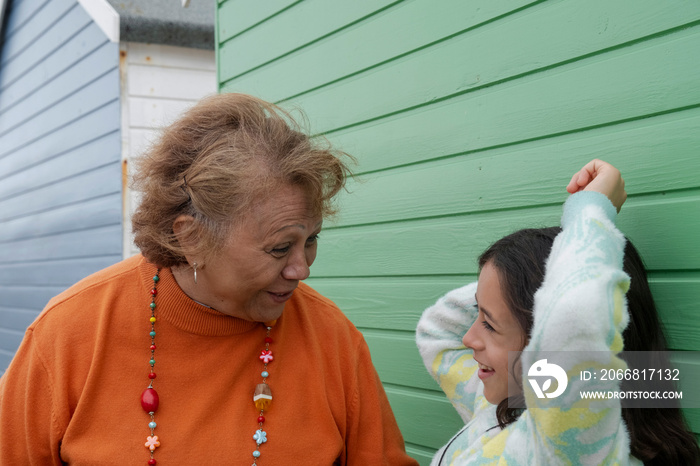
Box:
141 269 277 465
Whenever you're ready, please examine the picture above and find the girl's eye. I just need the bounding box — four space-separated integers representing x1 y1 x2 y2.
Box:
481 320 495 333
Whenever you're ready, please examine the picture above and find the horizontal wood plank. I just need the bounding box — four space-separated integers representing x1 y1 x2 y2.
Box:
332 109 700 226
0 0 76 66
385 386 464 450
686 409 700 434
0 42 117 135
0 328 26 354
0 23 110 113
218 0 398 82
0 255 122 287
364 330 440 391
127 128 159 159
0 352 15 373
126 64 216 100
617 195 700 273
128 96 199 130
0 132 121 201
285 0 700 134
217 0 300 41
0 194 121 243
322 26 700 171
0 4 92 88
126 42 216 70
0 101 120 177
650 276 700 351
306 276 473 332
3 0 52 37
0 224 122 263
673 355 700 411
0 285 76 310
369 333 700 403
221 0 538 99
404 444 433 466
0 308 41 332
0 164 121 222
0 72 119 157
308 275 700 351
312 195 700 277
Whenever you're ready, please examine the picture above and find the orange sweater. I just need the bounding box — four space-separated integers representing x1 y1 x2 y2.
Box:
0 255 417 465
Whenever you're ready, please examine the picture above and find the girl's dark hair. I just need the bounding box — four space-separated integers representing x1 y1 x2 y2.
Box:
479 227 700 465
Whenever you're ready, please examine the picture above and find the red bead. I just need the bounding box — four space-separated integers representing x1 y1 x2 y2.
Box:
150 345 156 351
257 416 265 423
148 372 157 379
151 289 158 296
141 388 159 412
148 459 157 465
264 337 273 344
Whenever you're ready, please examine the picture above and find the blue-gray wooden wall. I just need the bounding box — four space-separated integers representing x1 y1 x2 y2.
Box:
0 0 122 372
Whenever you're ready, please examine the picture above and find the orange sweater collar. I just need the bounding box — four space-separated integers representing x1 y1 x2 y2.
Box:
139 258 259 337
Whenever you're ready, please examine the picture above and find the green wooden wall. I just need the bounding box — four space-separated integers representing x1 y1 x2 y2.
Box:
216 1 700 462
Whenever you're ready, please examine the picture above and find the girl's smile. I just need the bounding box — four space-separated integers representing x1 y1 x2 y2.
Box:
476 361 496 380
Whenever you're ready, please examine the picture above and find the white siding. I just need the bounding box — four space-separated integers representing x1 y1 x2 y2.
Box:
119 41 216 258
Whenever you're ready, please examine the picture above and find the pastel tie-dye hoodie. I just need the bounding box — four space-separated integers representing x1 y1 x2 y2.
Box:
417 192 641 465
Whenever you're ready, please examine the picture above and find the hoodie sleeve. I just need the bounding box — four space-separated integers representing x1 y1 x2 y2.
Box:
416 282 483 423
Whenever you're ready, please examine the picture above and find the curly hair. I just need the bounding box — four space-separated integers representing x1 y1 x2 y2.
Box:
131 93 353 267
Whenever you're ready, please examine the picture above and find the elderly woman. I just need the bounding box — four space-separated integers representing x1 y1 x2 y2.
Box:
0 94 418 465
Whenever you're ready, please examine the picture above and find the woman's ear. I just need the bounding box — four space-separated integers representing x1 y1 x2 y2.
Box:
172 215 197 251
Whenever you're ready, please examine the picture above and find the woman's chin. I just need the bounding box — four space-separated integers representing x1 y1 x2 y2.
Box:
250 305 286 323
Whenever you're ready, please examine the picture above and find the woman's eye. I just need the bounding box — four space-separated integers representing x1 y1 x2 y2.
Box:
306 234 319 246
270 245 290 256
481 320 495 333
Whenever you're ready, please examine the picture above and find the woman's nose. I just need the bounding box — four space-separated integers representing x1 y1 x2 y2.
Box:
282 248 311 281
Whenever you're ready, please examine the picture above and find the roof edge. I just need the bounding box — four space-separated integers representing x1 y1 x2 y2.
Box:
78 0 120 42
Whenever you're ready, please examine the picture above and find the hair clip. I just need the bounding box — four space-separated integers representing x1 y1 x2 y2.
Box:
181 175 192 202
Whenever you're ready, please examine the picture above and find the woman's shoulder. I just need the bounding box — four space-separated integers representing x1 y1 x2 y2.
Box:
294 282 341 310
287 282 364 341
32 255 147 330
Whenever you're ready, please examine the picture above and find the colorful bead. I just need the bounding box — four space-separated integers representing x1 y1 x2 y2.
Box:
151 288 158 296
253 429 267 445
253 383 272 411
264 336 273 344
149 359 155 366
150 302 156 309
148 459 157 465
153 275 159 282
145 435 160 451
149 372 157 379
259 350 273 364
150 331 156 337
261 371 269 378
141 388 160 412
150 317 156 323
258 416 265 423
149 421 157 429
150 345 156 351
253 450 261 458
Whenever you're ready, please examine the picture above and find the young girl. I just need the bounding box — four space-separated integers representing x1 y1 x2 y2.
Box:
416 160 699 465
